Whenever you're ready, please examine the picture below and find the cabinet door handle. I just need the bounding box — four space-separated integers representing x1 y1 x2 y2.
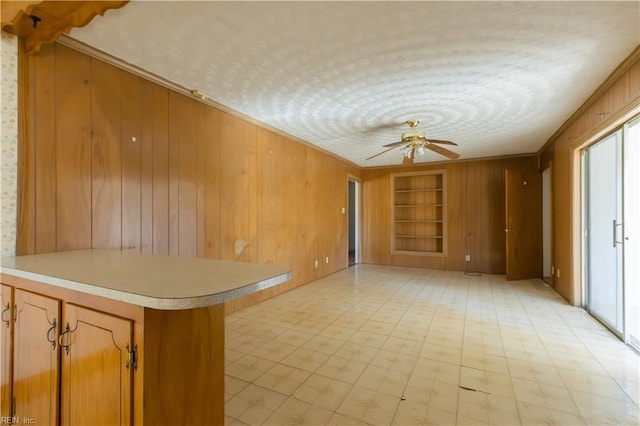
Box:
46 318 57 350
59 323 71 355
1 302 9 328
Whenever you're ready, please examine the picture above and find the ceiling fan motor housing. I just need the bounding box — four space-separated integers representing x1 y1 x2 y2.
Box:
401 130 425 143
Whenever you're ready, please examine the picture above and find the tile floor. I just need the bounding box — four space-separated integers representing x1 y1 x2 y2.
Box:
225 265 640 425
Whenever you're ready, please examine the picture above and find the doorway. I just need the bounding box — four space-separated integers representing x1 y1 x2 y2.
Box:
582 117 640 349
348 179 359 267
505 168 542 280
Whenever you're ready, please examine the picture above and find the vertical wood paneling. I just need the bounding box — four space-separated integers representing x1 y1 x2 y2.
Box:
549 133 572 300
33 43 56 253
628 60 640 100
238 119 258 262
304 148 325 282
121 73 152 251
17 40 34 255
195 102 207 258
55 45 91 251
286 138 306 285
167 92 182 256
138 77 154 253
176 96 198 257
257 129 277 265
151 85 169 255
203 107 221 260
464 162 480 271
219 112 235 261
219 115 258 263
91 59 122 249
16 38 36 255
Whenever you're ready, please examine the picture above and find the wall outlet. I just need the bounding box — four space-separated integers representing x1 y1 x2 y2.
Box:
314 260 318 268
556 269 560 278
465 254 471 262
325 257 329 264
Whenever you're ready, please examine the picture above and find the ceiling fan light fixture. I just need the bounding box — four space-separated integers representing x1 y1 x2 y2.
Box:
415 144 426 157
400 145 411 157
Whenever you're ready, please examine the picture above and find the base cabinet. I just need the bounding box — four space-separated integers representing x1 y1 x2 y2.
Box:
0 273 225 425
2 287 133 425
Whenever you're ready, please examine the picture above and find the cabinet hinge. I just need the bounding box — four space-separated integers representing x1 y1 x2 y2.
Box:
13 304 17 322
126 343 138 370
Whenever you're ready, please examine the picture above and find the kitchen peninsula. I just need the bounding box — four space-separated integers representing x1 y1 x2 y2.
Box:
0 249 292 425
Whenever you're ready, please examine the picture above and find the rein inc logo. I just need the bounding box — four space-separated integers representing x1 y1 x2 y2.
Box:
1 418 35 424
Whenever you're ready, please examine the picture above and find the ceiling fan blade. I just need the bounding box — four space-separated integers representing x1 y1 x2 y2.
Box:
365 146 397 161
382 140 406 148
426 138 458 146
425 143 460 160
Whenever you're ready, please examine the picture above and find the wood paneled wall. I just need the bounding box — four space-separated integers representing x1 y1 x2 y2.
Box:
361 156 541 275
539 47 640 305
19 43 360 313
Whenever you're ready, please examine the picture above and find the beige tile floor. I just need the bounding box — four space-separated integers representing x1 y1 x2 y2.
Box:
225 265 640 425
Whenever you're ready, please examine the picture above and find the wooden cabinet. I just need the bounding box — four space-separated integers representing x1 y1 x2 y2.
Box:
0 274 225 425
391 170 447 256
61 304 132 426
3 287 134 425
13 290 60 424
0 284 13 417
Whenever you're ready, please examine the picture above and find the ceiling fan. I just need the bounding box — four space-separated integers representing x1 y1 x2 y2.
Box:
366 120 460 165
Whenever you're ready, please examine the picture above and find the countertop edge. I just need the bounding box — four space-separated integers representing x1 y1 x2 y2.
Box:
0 266 293 310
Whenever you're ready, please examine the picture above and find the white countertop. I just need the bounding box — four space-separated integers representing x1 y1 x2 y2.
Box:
0 249 292 310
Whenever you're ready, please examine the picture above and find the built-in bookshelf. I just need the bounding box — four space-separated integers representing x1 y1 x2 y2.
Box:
391 170 447 256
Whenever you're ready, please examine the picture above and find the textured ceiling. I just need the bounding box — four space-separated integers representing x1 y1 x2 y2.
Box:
68 1 640 167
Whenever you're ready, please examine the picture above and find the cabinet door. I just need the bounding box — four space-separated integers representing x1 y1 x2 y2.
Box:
13 289 60 424
1 285 14 417
61 304 133 426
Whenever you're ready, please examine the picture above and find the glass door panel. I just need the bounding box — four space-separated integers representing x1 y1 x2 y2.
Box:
585 130 623 335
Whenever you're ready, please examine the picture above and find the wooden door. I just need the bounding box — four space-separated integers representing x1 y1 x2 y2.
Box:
505 169 543 280
13 290 60 424
1 285 14 417
61 304 132 426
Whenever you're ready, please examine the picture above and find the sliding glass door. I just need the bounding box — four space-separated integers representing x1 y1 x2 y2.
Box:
584 131 623 336
583 116 640 350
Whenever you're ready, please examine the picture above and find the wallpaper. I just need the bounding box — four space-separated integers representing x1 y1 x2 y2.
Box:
1 32 17 257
